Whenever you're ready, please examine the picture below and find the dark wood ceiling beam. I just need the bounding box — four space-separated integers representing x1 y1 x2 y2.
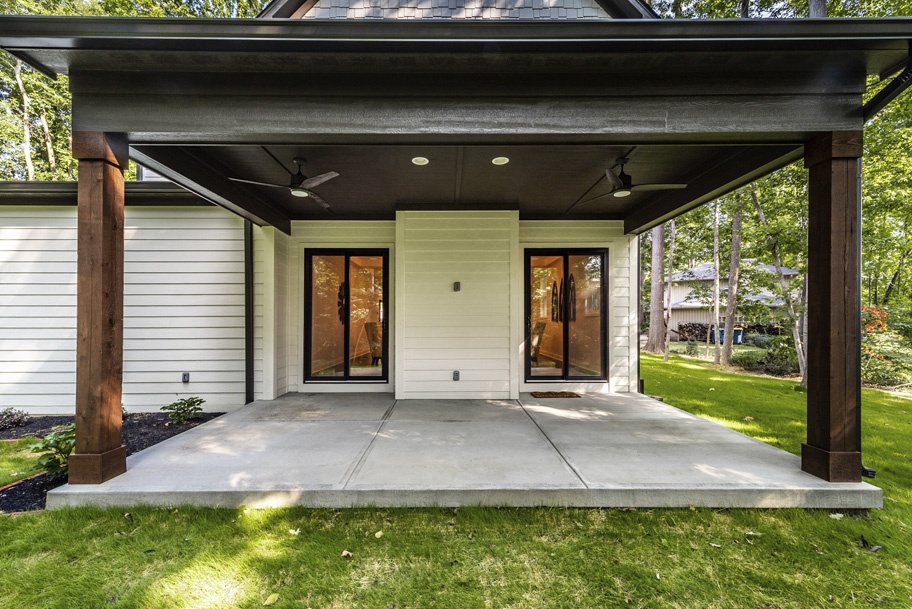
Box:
74 94 860 145
130 146 291 233
623 145 803 234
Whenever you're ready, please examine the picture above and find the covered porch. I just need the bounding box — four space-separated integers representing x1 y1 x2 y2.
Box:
47 393 881 509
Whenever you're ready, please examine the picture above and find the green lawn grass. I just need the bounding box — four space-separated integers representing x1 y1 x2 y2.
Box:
0 438 36 487
1 358 910 608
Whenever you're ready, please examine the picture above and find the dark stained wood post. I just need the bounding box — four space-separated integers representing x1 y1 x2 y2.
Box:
802 131 863 482
68 132 129 484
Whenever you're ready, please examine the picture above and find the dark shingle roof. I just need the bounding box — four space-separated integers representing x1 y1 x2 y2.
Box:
299 0 611 20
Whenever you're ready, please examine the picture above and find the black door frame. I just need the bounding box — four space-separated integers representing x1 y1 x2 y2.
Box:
304 248 389 383
524 248 608 382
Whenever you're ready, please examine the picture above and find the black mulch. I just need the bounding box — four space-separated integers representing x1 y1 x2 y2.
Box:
0 412 223 514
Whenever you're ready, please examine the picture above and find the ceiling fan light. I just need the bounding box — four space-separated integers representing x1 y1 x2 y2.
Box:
290 187 309 198
411 156 429 166
613 188 632 198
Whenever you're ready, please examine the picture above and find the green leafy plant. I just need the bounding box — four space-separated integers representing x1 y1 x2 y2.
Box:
684 340 699 356
29 424 75 478
0 407 30 431
161 397 205 424
763 336 800 376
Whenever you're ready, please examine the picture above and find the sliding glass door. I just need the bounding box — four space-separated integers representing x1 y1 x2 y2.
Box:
525 249 607 381
305 249 388 382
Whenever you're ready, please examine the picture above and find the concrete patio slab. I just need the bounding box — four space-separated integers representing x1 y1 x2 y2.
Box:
47 393 883 510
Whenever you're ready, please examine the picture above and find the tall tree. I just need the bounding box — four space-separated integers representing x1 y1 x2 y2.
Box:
711 201 721 363
644 224 666 353
721 195 744 366
664 219 676 361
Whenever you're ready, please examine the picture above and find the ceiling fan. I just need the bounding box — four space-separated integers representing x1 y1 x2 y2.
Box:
229 157 338 211
580 157 687 204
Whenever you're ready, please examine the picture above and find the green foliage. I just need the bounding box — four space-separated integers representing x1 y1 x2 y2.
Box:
0 407 30 430
730 349 765 371
161 396 205 424
684 340 699 356
763 335 800 376
29 424 75 478
861 306 912 386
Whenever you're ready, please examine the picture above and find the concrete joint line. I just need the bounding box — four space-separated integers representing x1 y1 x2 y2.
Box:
517 399 590 489
340 399 398 488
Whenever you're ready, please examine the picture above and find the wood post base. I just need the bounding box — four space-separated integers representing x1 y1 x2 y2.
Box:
801 443 861 482
68 446 127 484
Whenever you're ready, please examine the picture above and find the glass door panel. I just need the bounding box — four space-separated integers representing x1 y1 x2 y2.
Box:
526 250 606 381
310 254 346 378
567 254 604 378
348 256 384 378
306 250 388 382
529 255 565 377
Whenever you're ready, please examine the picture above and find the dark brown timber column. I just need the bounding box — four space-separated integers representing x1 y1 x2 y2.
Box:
69 132 128 484
802 131 863 482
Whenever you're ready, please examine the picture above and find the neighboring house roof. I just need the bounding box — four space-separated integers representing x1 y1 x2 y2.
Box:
670 260 799 282
258 0 658 19
671 292 786 310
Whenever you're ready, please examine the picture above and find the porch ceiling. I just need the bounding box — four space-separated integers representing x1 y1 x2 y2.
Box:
2 16 910 233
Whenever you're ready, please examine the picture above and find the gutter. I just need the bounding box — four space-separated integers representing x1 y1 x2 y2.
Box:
863 57 912 123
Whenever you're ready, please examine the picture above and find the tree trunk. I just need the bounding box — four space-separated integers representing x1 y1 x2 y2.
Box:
750 185 806 378
644 224 666 353
12 59 35 181
39 112 57 179
722 196 744 366
799 271 808 387
882 250 910 305
663 219 676 362
740 0 749 18
809 0 827 18
712 201 721 364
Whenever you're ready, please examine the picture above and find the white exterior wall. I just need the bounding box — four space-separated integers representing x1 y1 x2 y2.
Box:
519 220 639 393
282 220 396 393
0 205 246 414
396 210 516 399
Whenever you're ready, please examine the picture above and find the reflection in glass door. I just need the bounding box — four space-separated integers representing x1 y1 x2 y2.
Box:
305 250 388 382
525 250 606 381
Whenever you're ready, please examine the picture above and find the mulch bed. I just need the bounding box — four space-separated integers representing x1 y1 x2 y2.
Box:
0 412 223 514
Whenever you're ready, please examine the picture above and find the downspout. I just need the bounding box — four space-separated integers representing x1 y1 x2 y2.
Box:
245 220 255 404
862 58 912 123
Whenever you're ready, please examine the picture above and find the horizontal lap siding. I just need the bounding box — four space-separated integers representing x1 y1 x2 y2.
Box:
519 220 638 393
398 211 514 399
285 221 397 394
0 205 245 414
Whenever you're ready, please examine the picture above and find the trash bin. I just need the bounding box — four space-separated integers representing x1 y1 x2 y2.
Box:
733 328 744 345
711 329 723 344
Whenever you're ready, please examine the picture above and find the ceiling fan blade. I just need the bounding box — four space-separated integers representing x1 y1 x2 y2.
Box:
577 191 616 206
631 183 688 192
300 171 339 189
300 189 333 211
604 168 623 190
228 177 287 189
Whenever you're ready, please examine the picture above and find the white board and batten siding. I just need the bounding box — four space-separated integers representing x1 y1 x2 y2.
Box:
396 211 516 399
519 220 639 393
0 205 246 414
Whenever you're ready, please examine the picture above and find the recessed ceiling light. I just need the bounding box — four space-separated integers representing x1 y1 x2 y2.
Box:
491 157 510 166
411 157 429 166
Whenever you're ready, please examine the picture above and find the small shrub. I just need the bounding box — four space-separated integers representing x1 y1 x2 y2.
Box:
30 424 76 478
0 407 30 431
684 340 699 356
764 336 800 376
745 333 772 349
730 351 765 371
161 397 205 424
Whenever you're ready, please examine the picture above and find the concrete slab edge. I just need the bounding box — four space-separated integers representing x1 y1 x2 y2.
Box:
46 484 883 510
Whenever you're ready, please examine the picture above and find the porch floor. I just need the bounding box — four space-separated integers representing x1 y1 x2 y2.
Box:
47 393 882 509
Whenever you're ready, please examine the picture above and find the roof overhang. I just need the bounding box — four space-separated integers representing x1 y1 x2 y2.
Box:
2 16 910 234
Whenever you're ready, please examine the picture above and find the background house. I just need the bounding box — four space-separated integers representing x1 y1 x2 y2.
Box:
668 261 799 336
